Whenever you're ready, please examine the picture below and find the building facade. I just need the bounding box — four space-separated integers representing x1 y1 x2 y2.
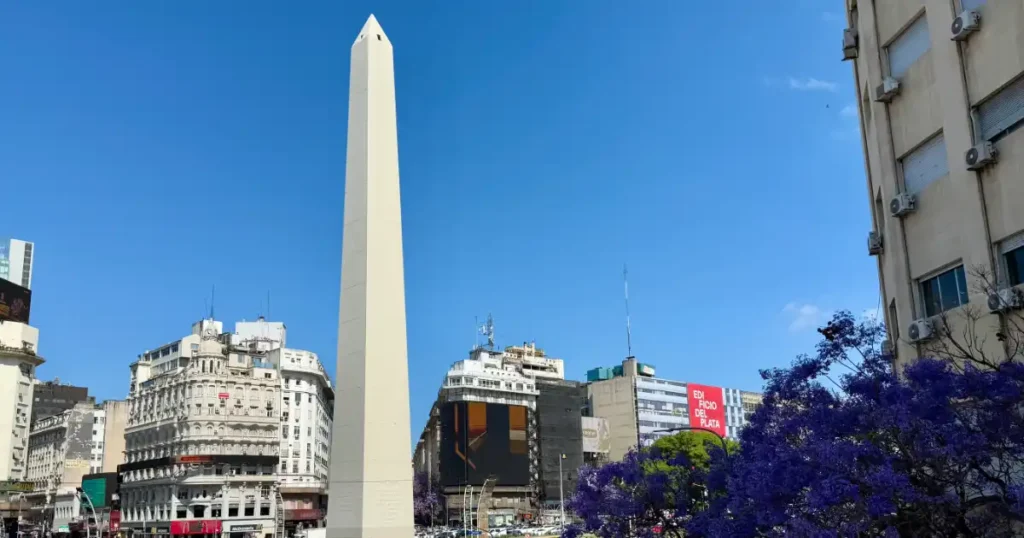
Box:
87 400 128 475
414 344 551 528
0 237 34 290
587 358 762 461
534 379 585 521
0 321 41 480
22 402 96 533
32 380 90 422
845 0 1024 366
120 319 281 538
272 347 333 533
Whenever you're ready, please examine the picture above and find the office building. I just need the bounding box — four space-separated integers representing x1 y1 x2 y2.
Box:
120 319 282 538
88 400 127 474
0 322 42 480
587 358 762 461
534 379 585 523
844 1 1024 366
32 380 91 422
271 347 333 533
0 238 34 290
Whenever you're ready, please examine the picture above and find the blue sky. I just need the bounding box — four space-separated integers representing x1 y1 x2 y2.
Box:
1 1 877 439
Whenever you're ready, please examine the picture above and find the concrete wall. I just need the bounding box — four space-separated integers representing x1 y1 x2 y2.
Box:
587 376 637 462
101 400 127 473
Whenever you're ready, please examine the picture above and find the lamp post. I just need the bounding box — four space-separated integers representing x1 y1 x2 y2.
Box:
75 488 98 538
558 454 566 532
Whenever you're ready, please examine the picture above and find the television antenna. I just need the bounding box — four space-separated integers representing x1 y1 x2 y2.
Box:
623 264 633 359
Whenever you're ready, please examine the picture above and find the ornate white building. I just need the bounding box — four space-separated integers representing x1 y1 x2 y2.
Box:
120 319 282 538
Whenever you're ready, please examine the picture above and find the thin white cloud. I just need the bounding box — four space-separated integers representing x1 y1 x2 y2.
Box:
840 103 859 118
787 77 839 92
783 302 827 332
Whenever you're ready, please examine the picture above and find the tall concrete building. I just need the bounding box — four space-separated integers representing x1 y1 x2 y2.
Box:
0 238 34 290
845 1 1024 366
31 380 91 422
89 400 128 474
587 358 761 461
0 322 42 480
327 14 414 538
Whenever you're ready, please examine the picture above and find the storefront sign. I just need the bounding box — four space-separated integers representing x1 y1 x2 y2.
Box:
228 525 260 532
174 455 214 464
285 509 321 521
0 480 34 492
170 520 221 535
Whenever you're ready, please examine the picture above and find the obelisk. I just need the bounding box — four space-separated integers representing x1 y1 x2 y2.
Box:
328 14 414 538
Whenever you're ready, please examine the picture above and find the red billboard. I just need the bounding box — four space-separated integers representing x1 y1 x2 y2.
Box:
170 520 222 535
687 383 726 438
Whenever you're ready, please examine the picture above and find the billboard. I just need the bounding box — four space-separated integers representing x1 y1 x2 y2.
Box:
581 417 610 453
440 401 530 487
81 473 119 509
0 277 31 324
687 383 726 438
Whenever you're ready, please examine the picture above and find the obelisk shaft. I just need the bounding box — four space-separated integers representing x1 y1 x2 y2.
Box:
328 14 414 538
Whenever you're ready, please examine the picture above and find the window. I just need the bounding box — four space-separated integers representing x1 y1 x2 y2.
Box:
887 15 930 79
211 507 221 518
902 134 948 194
1002 236 1024 287
228 505 239 517
260 505 270 516
921 265 969 317
961 0 985 10
977 75 1024 143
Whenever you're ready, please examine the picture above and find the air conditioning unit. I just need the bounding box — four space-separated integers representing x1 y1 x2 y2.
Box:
908 319 935 343
874 77 901 103
843 28 859 60
987 288 1023 313
889 193 916 217
965 141 998 170
868 231 883 255
951 10 981 41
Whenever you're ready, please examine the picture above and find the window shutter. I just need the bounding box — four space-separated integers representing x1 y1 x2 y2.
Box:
888 16 931 78
978 76 1024 142
902 135 949 194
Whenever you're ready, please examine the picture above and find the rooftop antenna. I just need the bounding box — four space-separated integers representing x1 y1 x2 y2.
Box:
485 313 495 350
624 264 633 359
267 290 271 320
210 284 216 320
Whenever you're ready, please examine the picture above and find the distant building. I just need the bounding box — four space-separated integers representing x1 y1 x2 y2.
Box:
535 379 585 520
414 342 573 528
22 402 98 532
0 238 34 290
0 321 42 480
271 347 333 533
121 319 282 538
31 380 91 422
587 357 762 461
89 400 127 474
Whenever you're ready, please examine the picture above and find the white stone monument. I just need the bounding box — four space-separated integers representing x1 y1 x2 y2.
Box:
327 14 414 538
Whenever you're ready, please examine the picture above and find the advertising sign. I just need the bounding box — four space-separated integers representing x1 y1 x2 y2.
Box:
81 477 107 508
0 277 31 324
0 480 34 493
581 417 610 453
440 402 530 487
687 383 726 438
170 520 222 535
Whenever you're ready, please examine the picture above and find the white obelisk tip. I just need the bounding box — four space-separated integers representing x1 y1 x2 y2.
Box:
355 13 389 44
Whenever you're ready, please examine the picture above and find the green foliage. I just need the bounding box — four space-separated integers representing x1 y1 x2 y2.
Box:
652 431 739 470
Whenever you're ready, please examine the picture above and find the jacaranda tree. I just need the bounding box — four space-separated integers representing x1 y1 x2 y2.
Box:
564 447 706 538
690 310 1024 537
413 471 445 526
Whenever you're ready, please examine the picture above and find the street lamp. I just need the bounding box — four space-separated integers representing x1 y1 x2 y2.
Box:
558 454 566 532
75 488 99 538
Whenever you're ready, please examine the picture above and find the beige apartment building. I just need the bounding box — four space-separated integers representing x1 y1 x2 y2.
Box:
845 0 1024 366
